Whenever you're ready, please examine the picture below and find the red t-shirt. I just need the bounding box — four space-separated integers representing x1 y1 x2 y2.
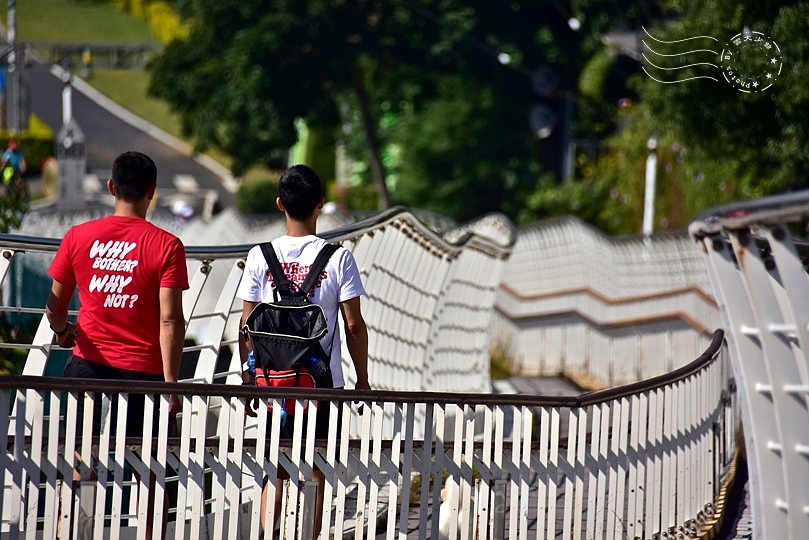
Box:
49 215 189 374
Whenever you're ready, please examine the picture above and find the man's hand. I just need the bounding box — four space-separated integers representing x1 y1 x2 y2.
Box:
56 321 78 348
168 393 181 417
355 379 371 391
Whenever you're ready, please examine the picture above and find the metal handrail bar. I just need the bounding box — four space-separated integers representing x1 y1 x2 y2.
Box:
690 189 809 237
580 329 724 405
0 206 516 258
0 329 723 409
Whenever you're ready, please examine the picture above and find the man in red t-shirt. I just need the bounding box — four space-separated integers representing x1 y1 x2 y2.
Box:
46 151 188 537
47 151 188 429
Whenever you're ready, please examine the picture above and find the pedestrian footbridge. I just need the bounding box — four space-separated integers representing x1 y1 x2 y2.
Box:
0 194 806 539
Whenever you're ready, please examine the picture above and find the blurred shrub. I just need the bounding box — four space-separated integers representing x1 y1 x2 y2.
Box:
236 178 280 216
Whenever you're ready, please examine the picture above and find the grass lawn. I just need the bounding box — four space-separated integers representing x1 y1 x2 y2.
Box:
88 69 183 139
1 0 159 44
5 0 256 175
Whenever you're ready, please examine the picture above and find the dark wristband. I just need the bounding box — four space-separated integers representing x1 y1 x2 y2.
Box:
50 323 69 336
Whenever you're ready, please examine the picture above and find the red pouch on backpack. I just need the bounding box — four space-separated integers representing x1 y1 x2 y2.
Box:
254 367 316 415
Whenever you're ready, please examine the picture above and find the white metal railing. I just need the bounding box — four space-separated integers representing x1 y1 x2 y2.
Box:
493 215 721 388
1 207 515 397
0 330 734 539
690 190 809 540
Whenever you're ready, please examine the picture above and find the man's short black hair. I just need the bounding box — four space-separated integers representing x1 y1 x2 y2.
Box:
111 151 157 202
278 164 324 221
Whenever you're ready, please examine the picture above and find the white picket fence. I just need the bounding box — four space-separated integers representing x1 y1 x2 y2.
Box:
690 190 809 540
0 206 740 538
1 329 733 539
493 216 721 389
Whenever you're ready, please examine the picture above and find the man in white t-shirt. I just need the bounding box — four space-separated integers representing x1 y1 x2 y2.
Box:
236 164 370 535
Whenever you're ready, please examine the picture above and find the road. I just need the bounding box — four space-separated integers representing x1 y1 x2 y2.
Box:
25 54 237 213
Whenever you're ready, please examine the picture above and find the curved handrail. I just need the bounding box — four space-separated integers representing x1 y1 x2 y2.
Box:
0 329 725 408
690 188 809 237
578 328 724 405
0 206 516 259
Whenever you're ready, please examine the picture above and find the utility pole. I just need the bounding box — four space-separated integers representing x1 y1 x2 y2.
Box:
642 137 658 236
6 0 20 133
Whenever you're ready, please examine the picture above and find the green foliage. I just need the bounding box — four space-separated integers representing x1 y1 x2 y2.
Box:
0 317 30 374
637 0 809 201
236 177 280 216
1 0 160 44
118 0 188 44
565 0 809 236
391 74 544 222
147 0 646 218
144 1 188 43
489 338 514 381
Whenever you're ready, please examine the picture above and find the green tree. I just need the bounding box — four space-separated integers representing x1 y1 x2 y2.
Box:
149 0 649 220
149 0 454 208
533 0 809 235
637 0 809 201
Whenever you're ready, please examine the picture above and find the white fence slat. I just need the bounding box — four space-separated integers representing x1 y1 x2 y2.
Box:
572 408 587 540
585 405 600 539
187 394 209 539
385 402 404 540
535 407 550 540
561 408 577 539
93 393 113 540
477 406 494 540
626 392 646 540
613 397 630 538
318 399 339 540
42 391 61 540
415 402 434 540
0 390 9 531
646 388 664 539
508 406 522 540
366 402 385 539
23 389 44 540
176 394 194 537
461 405 476 540
228 397 246 536
546 408 560 540
354 399 374 539
492 405 506 540
108 393 128 537
130 394 152 540
595 403 610 539
263 402 283 539
9 392 26 540
606 400 621 540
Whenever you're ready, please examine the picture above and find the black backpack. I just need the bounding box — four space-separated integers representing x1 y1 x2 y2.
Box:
242 242 339 393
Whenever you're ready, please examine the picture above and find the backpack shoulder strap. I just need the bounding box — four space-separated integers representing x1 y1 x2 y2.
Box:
259 242 294 296
298 243 339 297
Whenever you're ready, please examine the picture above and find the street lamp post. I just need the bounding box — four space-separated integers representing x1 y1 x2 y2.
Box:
642 136 657 236
6 0 20 133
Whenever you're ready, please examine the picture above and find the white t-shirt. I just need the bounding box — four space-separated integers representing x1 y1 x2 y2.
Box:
237 235 365 387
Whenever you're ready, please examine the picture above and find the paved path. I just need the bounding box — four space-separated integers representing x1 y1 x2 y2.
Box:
350 377 584 539
25 48 237 215
715 461 753 540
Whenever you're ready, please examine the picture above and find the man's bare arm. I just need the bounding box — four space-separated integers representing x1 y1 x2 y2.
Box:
46 279 78 347
159 287 185 414
240 301 259 384
340 296 370 390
